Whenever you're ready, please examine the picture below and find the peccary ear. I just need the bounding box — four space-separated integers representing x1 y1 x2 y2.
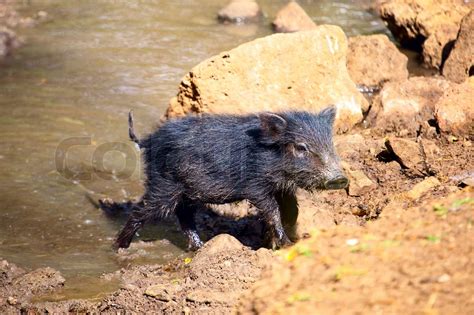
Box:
259 112 287 142
319 106 337 126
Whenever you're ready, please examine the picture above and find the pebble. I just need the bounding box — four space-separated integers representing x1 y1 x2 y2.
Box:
437 274 451 283
7 296 17 305
346 238 359 246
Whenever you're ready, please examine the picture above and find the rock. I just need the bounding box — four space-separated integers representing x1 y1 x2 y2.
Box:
372 75 473 137
145 283 181 301
378 0 471 69
272 1 317 33
443 10 474 83
371 76 452 135
384 137 440 177
450 171 474 187
12 267 65 295
217 0 262 24
0 259 25 283
342 162 377 197
186 289 238 304
6 297 17 305
405 177 441 200
334 134 369 159
294 190 338 238
462 177 474 187
422 25 460 70
347 34 408 87
0 26 19 59
195 234 244 257
435 77 474 137
166 26 368 133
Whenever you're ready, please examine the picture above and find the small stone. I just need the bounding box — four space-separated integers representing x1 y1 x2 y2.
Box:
384 137 439 176
345 168 377 197
462 178 474 187
186 289 236 304
346 238 359 246
0 27 20 59
437 274 451 283
443 10 474 83
7 296 17 305
145 283 181 301
272 2 317 33
451 171 474 187
405 177 441 200
435 78 474 137
217 0 262 24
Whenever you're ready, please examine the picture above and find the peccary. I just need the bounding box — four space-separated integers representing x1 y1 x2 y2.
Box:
102 107 348 250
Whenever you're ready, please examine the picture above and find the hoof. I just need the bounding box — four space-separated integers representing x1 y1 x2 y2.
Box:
187 239 204 252
271 234 293 250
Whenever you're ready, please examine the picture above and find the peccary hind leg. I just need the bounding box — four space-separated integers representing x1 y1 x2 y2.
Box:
114 207 147 249
176 200 203 251
114 184 182 250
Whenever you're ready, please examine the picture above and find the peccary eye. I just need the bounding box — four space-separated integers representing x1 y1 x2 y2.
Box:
295 143 309 153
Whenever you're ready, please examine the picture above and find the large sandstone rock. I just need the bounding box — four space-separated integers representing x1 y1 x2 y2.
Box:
435 77 474 137
443 10 474 83
166 26 367 133
272 1 317 33
217 0 262 24
347 34 408 87
378 0 471 69
370 76 451 135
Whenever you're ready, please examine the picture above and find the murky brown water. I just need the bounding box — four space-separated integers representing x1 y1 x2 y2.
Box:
0 0 387 298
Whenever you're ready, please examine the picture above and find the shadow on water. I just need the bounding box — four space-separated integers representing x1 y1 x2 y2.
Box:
0 0 388 299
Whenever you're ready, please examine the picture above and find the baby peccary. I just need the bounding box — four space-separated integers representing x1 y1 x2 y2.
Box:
107 107 348 251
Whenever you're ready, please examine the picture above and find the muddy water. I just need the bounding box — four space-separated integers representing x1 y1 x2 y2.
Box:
0 0 387 298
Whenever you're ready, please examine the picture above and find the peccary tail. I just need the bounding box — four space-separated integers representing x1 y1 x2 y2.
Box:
128 110 141 147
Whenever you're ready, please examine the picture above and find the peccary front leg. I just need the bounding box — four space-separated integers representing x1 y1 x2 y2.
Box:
176 200 203 251
250 197 293 250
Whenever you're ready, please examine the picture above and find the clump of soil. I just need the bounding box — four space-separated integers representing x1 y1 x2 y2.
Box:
0 260 65 314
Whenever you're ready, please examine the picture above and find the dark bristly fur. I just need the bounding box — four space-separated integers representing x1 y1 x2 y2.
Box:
103 107 348 251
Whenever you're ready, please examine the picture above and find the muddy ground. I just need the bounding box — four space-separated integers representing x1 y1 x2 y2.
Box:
1 124 472 314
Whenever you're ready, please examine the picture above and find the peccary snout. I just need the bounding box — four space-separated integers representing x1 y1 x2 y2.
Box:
324 174 349 190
